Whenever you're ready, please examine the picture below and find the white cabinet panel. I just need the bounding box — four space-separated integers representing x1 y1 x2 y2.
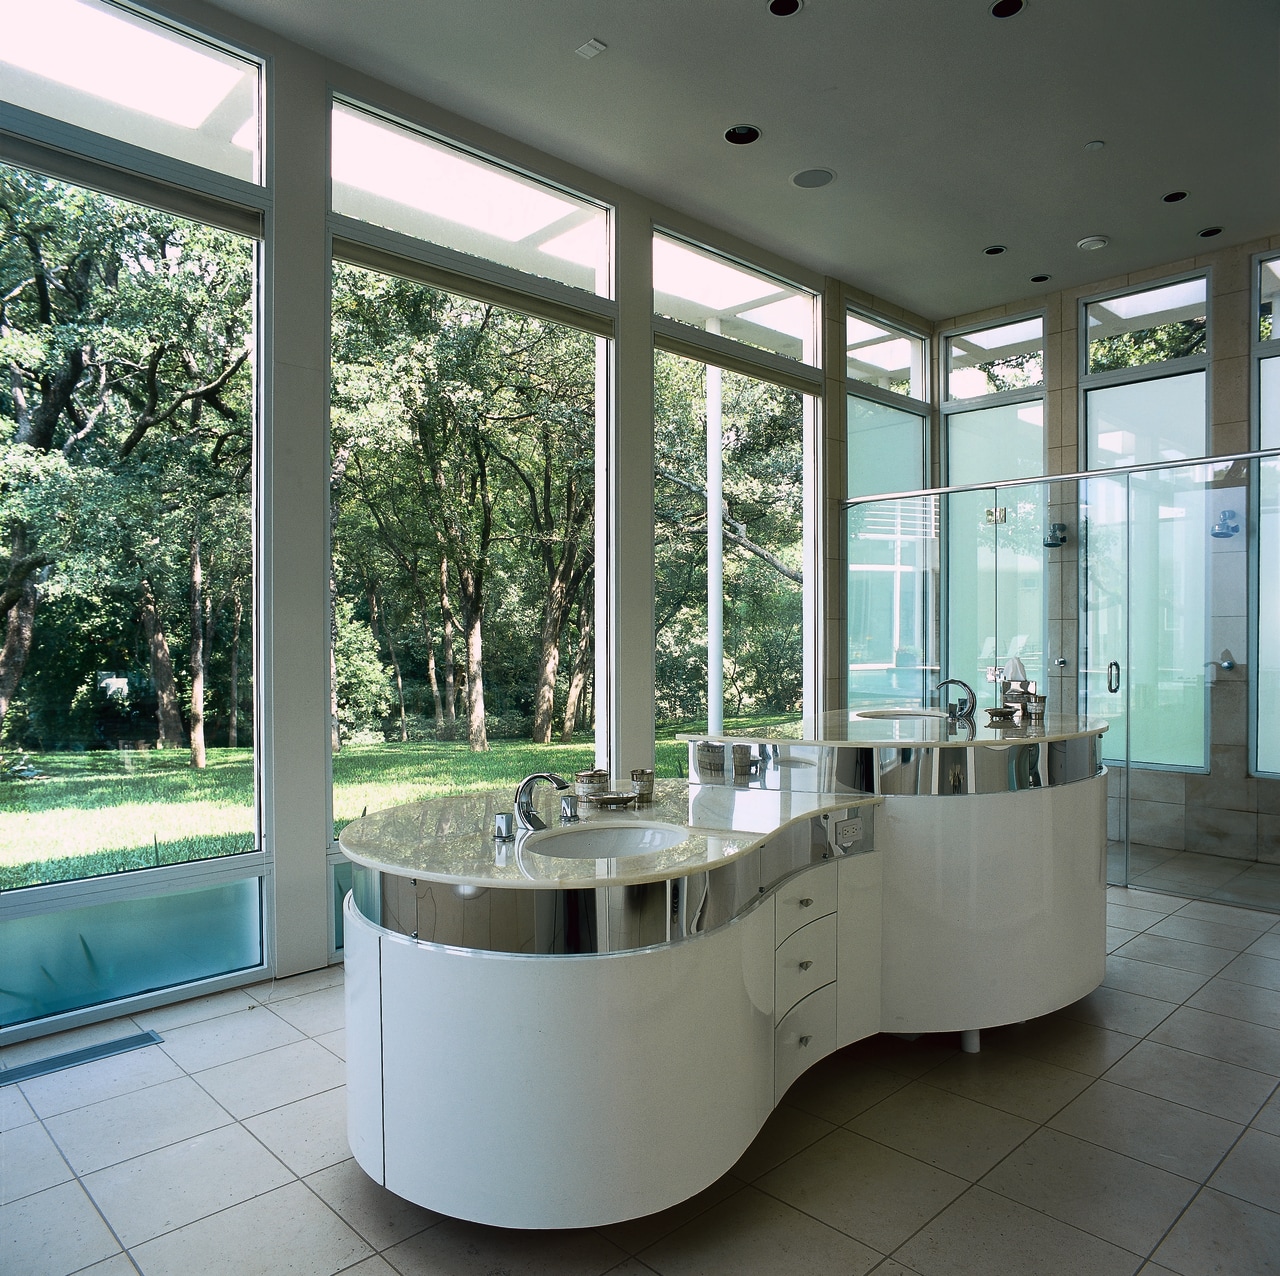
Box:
774 984 837 1103
775 913 836 1020
836 851 882 1047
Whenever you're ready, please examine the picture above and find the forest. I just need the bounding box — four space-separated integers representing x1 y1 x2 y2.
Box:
0 165 804 886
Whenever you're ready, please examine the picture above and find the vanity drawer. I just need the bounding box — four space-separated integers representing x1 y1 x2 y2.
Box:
775 913 836 1020
774 983 836 1103
775 860 837 945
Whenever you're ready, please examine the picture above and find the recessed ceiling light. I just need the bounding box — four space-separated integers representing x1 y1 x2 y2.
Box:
990 0 1024 16
1030 274 1052 283
1198 226 1223 238
984 244 1007 255
769 0 803 13
1083 139 1105 152
1077 235 1109 251
1162 190 1188 203
725 125 761 145
791 167 834 188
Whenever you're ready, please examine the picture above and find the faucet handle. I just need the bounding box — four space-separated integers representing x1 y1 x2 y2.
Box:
560 795 579 823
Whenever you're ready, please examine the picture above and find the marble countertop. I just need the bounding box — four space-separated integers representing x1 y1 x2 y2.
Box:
680 710 1110 748
338 778 881 889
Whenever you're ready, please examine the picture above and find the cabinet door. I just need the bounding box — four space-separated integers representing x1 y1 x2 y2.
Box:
836 851 882 1047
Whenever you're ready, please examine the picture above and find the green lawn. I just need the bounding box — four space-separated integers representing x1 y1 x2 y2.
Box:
0 718 789 890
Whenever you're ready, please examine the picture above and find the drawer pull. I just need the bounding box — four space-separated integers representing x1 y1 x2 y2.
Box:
799 898 814 908
798 1035 812 1048
798 960 813 971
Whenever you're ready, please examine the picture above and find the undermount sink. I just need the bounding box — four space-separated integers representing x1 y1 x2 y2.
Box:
855 708 948 720
522 820 690 859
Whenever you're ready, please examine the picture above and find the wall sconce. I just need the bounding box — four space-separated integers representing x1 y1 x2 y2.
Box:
1043 522 1069 548
1210 510 1240 539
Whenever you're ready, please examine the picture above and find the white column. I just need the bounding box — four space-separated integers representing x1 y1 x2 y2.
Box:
706 359 724 735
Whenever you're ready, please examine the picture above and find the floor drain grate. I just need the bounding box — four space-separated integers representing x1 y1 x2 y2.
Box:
0 1030 164 1086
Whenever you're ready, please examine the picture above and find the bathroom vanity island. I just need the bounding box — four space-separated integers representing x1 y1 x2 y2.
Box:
339 713 1107 1229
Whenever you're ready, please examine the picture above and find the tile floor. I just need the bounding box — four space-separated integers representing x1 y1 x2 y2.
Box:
1120 846 1280 913
3 890 1280 1276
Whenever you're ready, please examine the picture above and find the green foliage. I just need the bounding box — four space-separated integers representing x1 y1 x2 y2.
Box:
333 599 392 740
1088 319 1206 373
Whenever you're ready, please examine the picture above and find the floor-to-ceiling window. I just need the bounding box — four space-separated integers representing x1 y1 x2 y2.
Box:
0 0 267 1036
651 234 819 750
1256 252 1280 777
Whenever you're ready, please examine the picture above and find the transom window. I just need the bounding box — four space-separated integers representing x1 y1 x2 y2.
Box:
946 316 1043 400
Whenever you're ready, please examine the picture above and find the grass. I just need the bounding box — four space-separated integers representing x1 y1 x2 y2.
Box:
0 711 796 890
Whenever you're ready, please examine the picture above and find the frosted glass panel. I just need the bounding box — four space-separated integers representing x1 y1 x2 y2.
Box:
1260 459 1280 774
1262 357 1279 451
847 396 926 498
1086 372 1206 469
948 402 1044 485
0 877 262 1028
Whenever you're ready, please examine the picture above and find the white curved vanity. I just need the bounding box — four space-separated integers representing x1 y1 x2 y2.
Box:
338 712 1108 1230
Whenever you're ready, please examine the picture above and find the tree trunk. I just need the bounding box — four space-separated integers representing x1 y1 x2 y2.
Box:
426 634 444 734
461 596 487 750
228 592 243 747
140 579 186 747
189 526 207 769
439 557 458 738
560 607 594 743
531 599 565 745
0 577 38 736
379 595 408 743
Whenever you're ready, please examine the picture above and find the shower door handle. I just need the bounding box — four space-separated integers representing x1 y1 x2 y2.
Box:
1107 660 1121 694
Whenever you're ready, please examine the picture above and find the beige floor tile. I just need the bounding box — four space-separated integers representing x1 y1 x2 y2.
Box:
985 1015 1141 1077
385 1214 628 1275
316 1028 346 1060
637 1185 880 1276
847 1081 1036 1181
893 1185 1139 1276
1113 934 1238 976
780 1053 908 1125
979 1127 1197 1254
840 1033 958 1078
1146 914 1263 952
19 1043 182 1119
0 1018 138 1071
305 1157 443 1251
1253 1089 1280 1135
869 1263 926 1276
757 1127 967 1252
1219 951 1280 991
1102 955 1210 1004
0 1180 121 1276
1107 904 1164 932
129 1179 370 1276
1186 976 1280 1030
730 1103 836 1182
131 987 259 1033
266 983 346 1037
81 1122 293 1247
1149 1005 1280 1076
1207 1127 1280 1213
1048 1080 1241 1180
1108 926 1140 953
0 1120 72 1205
44 1075 231 1175
1061 986 1178 1037
336 1258 400 1276
600 1173 743 1255
247 966 345 1003
1171 900 1277 934
0 1083 36 1132
157 1005 304 1072
1107 888 1186 915
243 1084 349 1177
1150 1186 1280 1276
194 1038 345 1119
918 1049 1092 1124
1102 1039 1277 1125
73 1256 141 1275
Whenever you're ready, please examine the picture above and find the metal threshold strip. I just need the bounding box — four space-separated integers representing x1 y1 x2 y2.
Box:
0 1030 163 1086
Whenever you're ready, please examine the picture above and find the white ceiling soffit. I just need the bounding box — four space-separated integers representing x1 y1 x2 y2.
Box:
198 0 1280 321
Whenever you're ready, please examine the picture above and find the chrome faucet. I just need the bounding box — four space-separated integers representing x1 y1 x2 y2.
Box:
514 772 570 831
934 678 977 725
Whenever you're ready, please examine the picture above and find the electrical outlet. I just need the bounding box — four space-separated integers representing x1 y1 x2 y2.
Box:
833 816 863 850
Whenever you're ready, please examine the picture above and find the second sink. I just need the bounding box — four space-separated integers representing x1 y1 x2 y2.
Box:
523 820 689 859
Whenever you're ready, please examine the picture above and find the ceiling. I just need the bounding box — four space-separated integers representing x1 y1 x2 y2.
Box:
202 0 1279 321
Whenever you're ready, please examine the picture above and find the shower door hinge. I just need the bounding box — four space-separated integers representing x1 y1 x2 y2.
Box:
985 507 1007 525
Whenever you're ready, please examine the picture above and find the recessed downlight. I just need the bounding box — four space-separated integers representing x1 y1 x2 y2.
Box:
990 0 1024 16
1030 274 1052 283
984 244 1007 255
1162 190 1188 203
791 167 834 188
1198 225 1223 238
769 0 803 14
1077 235 1109 251
725 125 761 145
